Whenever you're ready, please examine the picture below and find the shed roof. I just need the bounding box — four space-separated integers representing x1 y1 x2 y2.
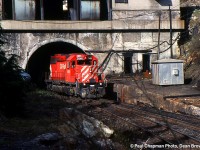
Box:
152 59 184 64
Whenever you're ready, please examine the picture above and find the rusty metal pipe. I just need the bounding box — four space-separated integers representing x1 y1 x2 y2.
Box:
163 94 200 100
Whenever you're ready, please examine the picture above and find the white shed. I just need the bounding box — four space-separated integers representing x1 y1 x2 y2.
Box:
152 59 184 85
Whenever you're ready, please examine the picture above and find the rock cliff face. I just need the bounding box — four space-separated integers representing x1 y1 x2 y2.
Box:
179 8 200 84
181 0 200 7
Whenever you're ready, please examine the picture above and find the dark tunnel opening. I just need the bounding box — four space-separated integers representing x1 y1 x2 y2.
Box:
26 42 84 88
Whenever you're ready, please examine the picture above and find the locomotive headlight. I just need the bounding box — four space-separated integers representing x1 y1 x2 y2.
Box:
99 83 102 86
83 83 86 86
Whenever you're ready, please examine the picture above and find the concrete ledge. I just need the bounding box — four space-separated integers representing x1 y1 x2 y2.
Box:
113 79 200 116
1 20 184 31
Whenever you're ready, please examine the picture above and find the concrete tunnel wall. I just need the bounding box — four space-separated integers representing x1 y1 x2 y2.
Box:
2 31 180 85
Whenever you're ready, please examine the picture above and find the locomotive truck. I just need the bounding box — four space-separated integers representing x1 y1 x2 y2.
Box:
45 53 106 99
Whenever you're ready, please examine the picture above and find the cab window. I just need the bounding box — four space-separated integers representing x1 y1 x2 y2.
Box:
85 60 92 65
77 60 84 65
72 61 75 68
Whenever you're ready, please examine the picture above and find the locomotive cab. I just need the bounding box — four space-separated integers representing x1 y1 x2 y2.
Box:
46 53 105 99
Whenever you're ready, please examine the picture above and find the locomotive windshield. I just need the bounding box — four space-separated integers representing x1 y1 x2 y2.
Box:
77 60 92 65
85 60 92 65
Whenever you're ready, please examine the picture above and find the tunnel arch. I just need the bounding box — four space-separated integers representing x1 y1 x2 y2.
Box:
22 38 88 69
24 38 88 87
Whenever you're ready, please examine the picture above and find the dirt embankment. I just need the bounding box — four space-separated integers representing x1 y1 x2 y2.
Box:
0 90 126 150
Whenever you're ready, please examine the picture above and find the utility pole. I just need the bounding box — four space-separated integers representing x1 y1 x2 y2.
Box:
157 10 161 60
169 5 173 58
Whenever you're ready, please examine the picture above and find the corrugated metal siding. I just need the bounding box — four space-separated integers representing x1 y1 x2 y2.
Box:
152 59 184 85
80 1 100 20
152 63 159 85
15 0 35 20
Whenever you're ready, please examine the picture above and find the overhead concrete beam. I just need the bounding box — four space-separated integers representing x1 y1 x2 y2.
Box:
0 20 185 31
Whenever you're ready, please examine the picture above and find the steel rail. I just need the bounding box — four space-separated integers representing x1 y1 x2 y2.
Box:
111 104 200 144
96 107 175 145
121 103 200 132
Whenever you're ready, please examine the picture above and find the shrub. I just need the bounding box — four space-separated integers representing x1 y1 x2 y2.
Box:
0 51 27 117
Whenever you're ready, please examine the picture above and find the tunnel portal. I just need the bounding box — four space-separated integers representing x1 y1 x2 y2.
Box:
26 41 84 87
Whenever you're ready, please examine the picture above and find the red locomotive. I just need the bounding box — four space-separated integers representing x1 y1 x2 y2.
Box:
45 53 106 98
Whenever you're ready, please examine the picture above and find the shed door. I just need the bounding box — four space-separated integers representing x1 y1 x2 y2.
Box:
80 1 100 20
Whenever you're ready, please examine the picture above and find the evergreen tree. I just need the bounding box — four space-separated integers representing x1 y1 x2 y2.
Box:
0 29 26 117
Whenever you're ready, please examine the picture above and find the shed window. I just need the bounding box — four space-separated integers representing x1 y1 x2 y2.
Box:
115 0 128 3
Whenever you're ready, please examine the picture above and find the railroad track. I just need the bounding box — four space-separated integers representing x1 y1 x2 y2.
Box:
85 102 200 147
116 104 200 143
52 92 200 148
121 103 200 133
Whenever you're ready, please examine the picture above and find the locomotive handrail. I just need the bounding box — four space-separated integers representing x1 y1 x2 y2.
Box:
98 50 115 73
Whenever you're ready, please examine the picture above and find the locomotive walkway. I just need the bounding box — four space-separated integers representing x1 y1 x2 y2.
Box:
107 75 200 117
